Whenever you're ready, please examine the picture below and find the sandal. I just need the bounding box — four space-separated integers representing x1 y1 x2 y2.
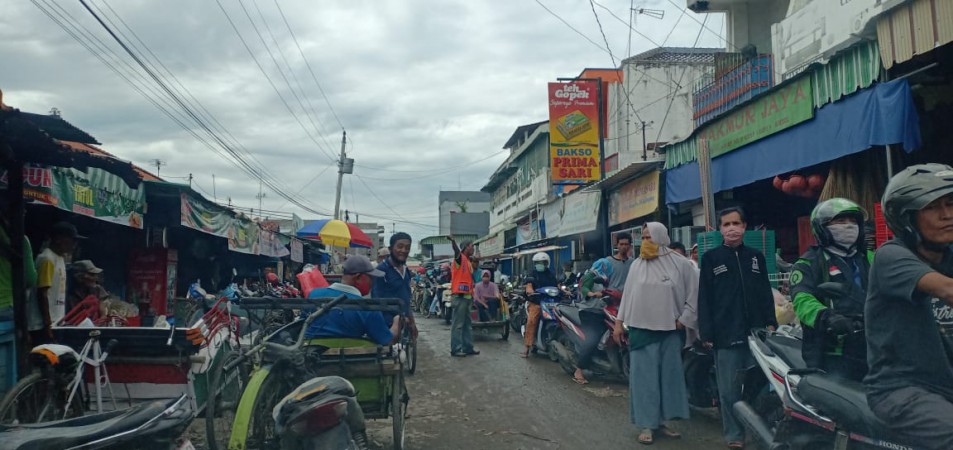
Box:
518 349 529 358
572 375 589 385
657 425 681 439
638 428 654 445
727 441 744 449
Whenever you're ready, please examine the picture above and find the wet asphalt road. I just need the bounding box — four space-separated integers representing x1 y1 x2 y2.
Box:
364 316 727 450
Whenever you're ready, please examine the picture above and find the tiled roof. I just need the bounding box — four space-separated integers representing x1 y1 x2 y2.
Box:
58 140 161 181
623 47 725 65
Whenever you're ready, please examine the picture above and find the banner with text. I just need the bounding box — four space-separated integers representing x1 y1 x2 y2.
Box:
698 77 813 158
609 170 660 226
2 165 145 228
548 81 601 183
560 191 601 236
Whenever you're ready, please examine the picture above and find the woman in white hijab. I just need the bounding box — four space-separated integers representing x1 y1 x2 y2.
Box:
612 222 699 445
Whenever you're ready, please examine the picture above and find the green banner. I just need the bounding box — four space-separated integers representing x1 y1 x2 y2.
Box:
698 77 814 158
180 192 232 237
2 165 145 228
180 192 261 255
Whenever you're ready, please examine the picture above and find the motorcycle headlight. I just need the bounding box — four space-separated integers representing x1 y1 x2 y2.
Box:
543 287 560 297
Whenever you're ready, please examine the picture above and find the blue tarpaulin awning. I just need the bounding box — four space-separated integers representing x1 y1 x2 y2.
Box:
665 79 921 205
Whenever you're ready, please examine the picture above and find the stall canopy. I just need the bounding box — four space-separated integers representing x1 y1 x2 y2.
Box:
665 79 921 205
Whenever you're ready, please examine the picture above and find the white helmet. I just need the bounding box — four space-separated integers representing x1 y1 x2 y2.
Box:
532 252 550 266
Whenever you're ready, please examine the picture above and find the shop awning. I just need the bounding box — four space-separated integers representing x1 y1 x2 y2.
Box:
665 79 921 205
878 0 953 70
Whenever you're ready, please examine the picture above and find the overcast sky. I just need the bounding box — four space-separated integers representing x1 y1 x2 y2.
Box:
0 0 725 242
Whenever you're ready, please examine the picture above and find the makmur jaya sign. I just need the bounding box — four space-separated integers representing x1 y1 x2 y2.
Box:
548 81 601 183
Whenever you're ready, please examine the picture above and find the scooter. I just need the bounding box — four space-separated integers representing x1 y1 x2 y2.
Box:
522 286 566 360
551 289 629 380
733 282 914 450
0 394 194 450
440 283 453 325
272 376 367 450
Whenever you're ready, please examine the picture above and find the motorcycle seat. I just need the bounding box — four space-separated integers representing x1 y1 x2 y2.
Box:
797 374 887 439
556 305 582 326
765 334 806 369
280 376 356 405
0 397 174 450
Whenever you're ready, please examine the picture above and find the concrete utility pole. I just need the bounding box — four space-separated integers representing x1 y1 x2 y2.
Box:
333 130 353 220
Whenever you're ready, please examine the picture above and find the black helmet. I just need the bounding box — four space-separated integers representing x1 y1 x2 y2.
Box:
882 163 953 246
810 198 867 248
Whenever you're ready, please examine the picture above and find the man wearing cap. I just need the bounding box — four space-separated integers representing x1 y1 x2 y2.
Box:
372 232 418 339
377 247 389 264
68 260 109 311
305 255 398 345
28 222 83 344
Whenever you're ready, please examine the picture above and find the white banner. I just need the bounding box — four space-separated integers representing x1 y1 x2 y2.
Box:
477 233 505 258
559 191 601 236
540 200 563 239
290 239 304 263
259 229 290 258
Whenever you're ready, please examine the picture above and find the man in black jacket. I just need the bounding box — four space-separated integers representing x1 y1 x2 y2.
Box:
698 207 777 449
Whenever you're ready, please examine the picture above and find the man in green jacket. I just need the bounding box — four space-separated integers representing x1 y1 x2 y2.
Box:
790 198 871 381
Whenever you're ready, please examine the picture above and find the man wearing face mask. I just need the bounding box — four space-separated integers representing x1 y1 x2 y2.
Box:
790 198 872 381
305 255 398 345
698 207 776 449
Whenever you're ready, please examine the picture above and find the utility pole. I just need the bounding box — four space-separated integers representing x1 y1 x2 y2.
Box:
188 173 193 188
640 121 654 161
333 130 353 220
212 174 217 202
255 179 266 219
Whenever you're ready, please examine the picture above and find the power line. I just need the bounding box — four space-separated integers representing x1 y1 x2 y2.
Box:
588 0 616 66
653 13 710 147
355 149 508 173
664 0 735 51
533 0 611 57
65 0 334 217
272 0 345 131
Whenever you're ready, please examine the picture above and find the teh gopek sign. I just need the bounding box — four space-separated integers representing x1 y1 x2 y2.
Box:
548 81 601 183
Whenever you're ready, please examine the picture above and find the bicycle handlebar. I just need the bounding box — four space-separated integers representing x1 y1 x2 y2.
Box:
223 294 349 373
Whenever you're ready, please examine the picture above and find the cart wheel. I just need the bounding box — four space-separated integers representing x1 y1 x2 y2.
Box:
391 373 408 450
205 349 249 450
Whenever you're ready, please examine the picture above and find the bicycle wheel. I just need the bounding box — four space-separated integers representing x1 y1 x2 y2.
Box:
205 348 250 450
405 333 418 375
0 372 83 424
232 370 291 450
391 373 408 450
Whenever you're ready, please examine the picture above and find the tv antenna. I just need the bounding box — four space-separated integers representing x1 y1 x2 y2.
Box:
150 159 165 177
632 7 664 20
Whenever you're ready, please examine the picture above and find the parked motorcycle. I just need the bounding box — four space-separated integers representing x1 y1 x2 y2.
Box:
521 286 565 360
0 394 193 450
272 376 367 450
507 290 526 335
440 283 453 325
551 289 629 380
733 282 911 450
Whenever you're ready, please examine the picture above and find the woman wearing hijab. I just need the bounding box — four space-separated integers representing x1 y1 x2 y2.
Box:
612 222 699 445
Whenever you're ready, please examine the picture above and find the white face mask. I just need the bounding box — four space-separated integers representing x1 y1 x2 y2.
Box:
827 223 859 252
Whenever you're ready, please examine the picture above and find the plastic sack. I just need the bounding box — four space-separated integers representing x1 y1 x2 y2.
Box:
774 288 797 326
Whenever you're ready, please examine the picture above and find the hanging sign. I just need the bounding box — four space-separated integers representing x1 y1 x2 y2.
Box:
259 228 290 258
228 220 260 255
560 191 601 236
609 171 660 226
2 165 145 228
180 192 231 237
698 77 813 158
548 81 601 183
290 239 304 263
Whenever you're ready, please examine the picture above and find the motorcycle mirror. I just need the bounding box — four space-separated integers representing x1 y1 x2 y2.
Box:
817 282 850 299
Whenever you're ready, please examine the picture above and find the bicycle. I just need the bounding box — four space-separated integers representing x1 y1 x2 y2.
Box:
399 324 418 375
0 329 118 424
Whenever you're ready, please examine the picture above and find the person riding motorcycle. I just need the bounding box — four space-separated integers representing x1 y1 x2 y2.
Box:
520 252 559 358
579 258 610 300
865 164 953 449
790 198 872 381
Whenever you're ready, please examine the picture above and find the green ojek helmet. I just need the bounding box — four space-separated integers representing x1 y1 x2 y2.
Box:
810 198 867 248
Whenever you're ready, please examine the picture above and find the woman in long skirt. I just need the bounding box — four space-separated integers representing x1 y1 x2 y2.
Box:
612 222 699 445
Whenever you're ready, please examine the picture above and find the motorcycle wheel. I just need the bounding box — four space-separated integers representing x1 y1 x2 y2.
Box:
391 373 408 450
557 334 576 376
546 328 561 362
683 350 718 409
621 347 630 379
444 306 452 325
501 322 509 341
205 347 250 450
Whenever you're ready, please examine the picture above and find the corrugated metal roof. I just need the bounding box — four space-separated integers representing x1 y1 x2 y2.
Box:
503 120 548 149
20 112 99 144
622 47 725 65
59 140 162 181
878 0 953 69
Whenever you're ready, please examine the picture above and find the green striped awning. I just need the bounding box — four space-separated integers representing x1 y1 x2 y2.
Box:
664 41 882 170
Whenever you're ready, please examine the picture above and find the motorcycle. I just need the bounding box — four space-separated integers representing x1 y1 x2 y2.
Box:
272 376 367 450
521 286 566 360
733 282 912 450
0 394 193 450
507 290 526 335
440 283 453 325
551 289 629 381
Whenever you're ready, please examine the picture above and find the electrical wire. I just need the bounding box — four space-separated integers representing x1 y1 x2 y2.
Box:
355 149 508 173
589 0 616 66
533 0 611 57
652 13 709 147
